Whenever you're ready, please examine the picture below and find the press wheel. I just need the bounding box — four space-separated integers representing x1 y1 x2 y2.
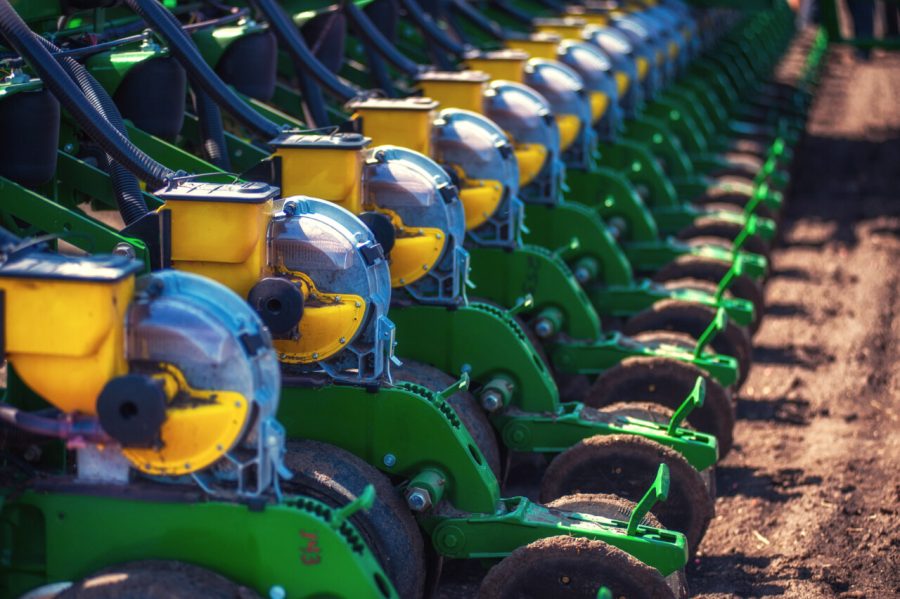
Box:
660 277 760 335
476 535 678 599
624 306 753 388
651 255 765 326
585 357 735 457
675 218 770 258
393 359 502 480
282 440 425 599
539 435 714 556
58 560 259 598
545 493 688 597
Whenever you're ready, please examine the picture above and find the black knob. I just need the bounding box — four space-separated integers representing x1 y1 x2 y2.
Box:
248 277 305 336
96 375 167 448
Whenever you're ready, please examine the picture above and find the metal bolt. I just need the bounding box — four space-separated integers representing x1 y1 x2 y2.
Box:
339 337 346 344
574 266 591 284
63 143 75 153
383 453 397 467
283 200 298 216
269 586 287 599
534 318 555 339
111 242 136 260
405 487 432 512
312 352 319 359
480 389 504 413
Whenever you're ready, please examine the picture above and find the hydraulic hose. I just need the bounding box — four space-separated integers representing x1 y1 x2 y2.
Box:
0 0 174 189
250 0 360 103
193 84 232 170
447 0 507 41
396 0 468 57
0 403 111 443
342 0 421 78
34 36 149 225
124 0 282 140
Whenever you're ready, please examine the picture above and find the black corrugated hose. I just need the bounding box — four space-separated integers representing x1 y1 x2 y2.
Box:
34 36 149 225
124 0 282 140
0 0 175 190
192 83 232 170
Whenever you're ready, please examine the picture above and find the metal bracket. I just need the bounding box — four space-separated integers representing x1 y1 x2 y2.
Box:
667 377 706 437
694 307 727 358
627 463 670 537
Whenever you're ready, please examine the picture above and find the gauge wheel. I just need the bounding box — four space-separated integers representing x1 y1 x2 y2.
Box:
675 219 770 258
282 440 425 599
57 560 259 598
599 401 717 499
476 535 680 599
624 303 753 388
545 492 688 597
539 435 714 557
393 359 502 480
585 357 735 457
659 277 760 336
651 255 765 327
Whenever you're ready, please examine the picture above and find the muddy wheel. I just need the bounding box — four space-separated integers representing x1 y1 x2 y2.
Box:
624 302 753 387
545 493 688 597
585 357 735 457
57 560 259 598
659 277 760 336
598 402 717 499
476 535 679 599
393 359 502 480
691 176 777 220
675 218 770 257
651 256 765 327
282 440 425 599
539 435 714 556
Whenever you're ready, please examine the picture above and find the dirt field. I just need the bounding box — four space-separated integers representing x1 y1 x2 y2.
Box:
689 47 900 598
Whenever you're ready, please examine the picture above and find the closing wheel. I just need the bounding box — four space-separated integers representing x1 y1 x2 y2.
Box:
624 303 753 387
675 219 770 258
599 402 717 500
57 560 259 598
545 493 688 597
476 535 680 599
585 357 735 457
691 183 776 220
282 440 425 599
393 359 502 480
652 256 765 328
539 435 714 557
659 277 760 336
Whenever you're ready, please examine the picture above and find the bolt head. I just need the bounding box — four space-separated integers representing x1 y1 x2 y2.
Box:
480 390 503 412
112 242 136 260
574 267 591 284
383 453 397 467
405 488 432 512
534 319 554 339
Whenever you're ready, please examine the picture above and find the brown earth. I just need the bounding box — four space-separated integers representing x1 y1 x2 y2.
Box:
689 46 900 598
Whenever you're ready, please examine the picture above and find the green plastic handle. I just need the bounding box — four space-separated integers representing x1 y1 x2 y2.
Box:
667 377 706 436
626 464 670 537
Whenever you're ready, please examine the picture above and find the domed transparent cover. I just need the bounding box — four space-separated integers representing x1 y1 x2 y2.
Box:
268 198 394 384
126 269 284 497
483 80 557 149
523 59 586 119
559 41 615 93
364 145 469 305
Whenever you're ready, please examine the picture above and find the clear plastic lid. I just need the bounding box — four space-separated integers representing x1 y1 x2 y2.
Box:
558 40 616 94
483 80 558 151
432 108 519 198
127 270 280 418
523 59 586 119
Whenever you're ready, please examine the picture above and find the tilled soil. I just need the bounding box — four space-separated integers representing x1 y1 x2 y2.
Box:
690 47 900 598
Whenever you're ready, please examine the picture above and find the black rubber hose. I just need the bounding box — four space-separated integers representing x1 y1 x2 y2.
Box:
342 0 421 77
192 83 232 170
447 0 507 41
249 0 360 103
124 0 282 140
397 0 468 56
35 36 149 225
487 0 533 27
0 1 174 189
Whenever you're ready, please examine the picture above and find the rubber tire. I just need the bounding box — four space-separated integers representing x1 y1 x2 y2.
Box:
539 435 714 557
584 357 736 457
659 276 760 336
476 535 678 599
57 560 259 598
675 218 770 257
282 440 425 599
624 302 753 388
545 493 688 597
651 256 765 329
393 358 502 480
598 402 717 500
